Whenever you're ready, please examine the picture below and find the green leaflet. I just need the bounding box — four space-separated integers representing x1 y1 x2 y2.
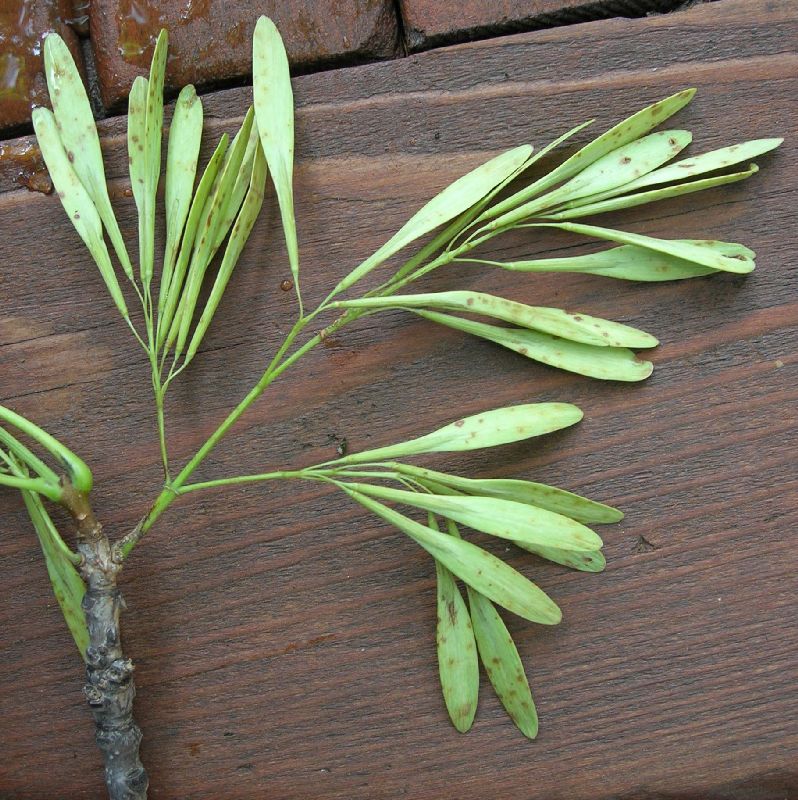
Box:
407 477 610 572
161 84 204 314
480 89 696 225
346 482 603 551
331 144 534 296
158 134 229 350
253 17 300 301
518 543 606 573
468 120 595 230
0 404 93 494
429 515 479 733
467 585 538 738
336 291 658 348
501 129 692 222
545 130 691 202
31 108 128 321
0 427 59 488
213 119 260 252
334 402 583 465
21 490 88 658
534 222 755 274
562 136 783 209
416 310 653 381
469 239 754 281
545 166 758 220
127 75 148 271
141 30 168 290
442 518 538 737
0 442 59 501
437 124 596 260
347 490 561 624
391 465 623 524
43 34 132 279
389 134 560 287
184 141 268 365
170 107 254 358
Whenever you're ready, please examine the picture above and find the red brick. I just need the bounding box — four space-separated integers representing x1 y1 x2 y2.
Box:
89 0 399 109
398 0 684 51
0 0 85 134
67 0 91 37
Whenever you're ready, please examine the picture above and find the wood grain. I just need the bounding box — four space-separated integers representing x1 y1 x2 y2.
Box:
398 0 684 52
0 0 796 797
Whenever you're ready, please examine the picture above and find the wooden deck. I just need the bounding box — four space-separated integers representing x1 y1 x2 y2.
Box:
0 0 796 796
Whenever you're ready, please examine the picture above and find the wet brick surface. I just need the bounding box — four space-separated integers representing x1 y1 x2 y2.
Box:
0 0 85 134
89 0 399 109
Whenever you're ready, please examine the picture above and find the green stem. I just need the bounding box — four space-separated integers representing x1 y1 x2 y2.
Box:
117 310 358 558
169 319 342 491
0 473 61 500
122 210 501 557
124 316 149 353
179 469 312 493
0 404 92 493
154 386 169 481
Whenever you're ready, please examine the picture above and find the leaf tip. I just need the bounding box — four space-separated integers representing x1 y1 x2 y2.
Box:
452 712 476 733
605 507 624 523
255 14 279 36
554 402 584 426
638 332 659 348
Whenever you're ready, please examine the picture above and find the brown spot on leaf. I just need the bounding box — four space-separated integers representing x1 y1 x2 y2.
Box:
620 156 632 165
454 419 465 428
446 600 458 626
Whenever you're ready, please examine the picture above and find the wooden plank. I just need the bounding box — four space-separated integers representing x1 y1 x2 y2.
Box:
398 0 684 52
0 0 796 796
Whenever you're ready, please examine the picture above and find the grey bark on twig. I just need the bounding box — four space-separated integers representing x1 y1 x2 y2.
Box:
65 485 148 800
